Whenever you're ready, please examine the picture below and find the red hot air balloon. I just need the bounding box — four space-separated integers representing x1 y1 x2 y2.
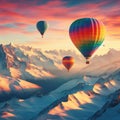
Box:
62 56 74 71
69 18 106 64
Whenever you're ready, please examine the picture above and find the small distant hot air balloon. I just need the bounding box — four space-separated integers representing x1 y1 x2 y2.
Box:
62 56 74 71
36 21 47 38
69 18 106 64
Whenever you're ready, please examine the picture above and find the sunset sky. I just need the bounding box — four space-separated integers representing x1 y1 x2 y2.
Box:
0 0 120 55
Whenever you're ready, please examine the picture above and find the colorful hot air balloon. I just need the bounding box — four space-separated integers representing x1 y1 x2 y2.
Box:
69 18 105 64
36 21 47 38
62 56 74 71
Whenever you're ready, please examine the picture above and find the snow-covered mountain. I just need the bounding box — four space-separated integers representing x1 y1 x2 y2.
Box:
0 43 84 101
0 43 120 120
1 43 120 79
0 43 120 99
0 43 120 79
35 69 120 120
0 43 87 79
0 76 41 104
0 69 119 120
80 49 120 76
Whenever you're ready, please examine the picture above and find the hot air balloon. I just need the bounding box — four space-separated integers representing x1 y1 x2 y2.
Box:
69 18 105 64
62 56 74 71
36 21 47 38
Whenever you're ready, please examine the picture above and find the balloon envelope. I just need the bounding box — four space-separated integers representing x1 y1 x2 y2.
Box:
62 56 74 71
69 18 105 64
36 21 47 38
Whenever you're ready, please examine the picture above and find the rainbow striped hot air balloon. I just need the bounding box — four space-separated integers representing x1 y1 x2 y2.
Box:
69 18 105 64
62 56 74 72
36 21 48 38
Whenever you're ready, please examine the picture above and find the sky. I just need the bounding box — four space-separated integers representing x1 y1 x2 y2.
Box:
0 0 120 55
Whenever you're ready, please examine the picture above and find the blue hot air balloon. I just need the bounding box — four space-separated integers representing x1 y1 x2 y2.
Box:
36 21 48 38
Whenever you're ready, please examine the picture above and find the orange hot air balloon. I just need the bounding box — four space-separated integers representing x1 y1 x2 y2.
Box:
62 56 74 71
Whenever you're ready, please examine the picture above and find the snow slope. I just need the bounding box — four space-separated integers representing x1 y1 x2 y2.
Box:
0 75 41 102
0 70 120 120
0 69 118 120
0 78 86 120
35 69 120 120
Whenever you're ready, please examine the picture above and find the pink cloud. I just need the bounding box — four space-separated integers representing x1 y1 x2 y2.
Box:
0 0 119 43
